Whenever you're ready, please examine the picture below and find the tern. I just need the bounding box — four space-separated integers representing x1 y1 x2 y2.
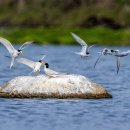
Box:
44 63 66 77
71 32 95 57
94 48 113 69
16 55 46 73
111 50 130 57
111 49 130 74
0 37 32 69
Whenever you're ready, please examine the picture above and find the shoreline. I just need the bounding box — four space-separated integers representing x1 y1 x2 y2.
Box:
0 27 130 46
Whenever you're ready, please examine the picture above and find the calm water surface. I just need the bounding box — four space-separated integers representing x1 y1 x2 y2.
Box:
0 45 130 130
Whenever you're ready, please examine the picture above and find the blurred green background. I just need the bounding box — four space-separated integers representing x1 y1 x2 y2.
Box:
0 0 130 45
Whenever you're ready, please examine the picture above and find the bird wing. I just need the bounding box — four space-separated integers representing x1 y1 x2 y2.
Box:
19 41 33 50
113 50 120 55
0 37 16 55
123 50 130 55
40 55 46 60
87 44 95 52
16 58 36 69
10 58 15 69
71 32 87 47
47 68 60 75
81 46 87 54
116 56 120 74
94 52 103 69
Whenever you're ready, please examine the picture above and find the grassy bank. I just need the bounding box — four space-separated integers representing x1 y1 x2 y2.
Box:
0 27 130 46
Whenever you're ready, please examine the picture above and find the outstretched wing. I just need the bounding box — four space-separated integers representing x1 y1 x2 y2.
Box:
87 44 95 52
94 48 111 69
94 53 103 69
81 46 87 54
16 58 36 69
19 41 33 50
0 37 16 55
124 50 130 55
116 56 120 74
71 32 87 47
40 54 46 60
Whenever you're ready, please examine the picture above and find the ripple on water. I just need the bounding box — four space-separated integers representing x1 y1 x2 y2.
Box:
0 45 130 130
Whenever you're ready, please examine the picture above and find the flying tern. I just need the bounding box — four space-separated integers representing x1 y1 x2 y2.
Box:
0 37 32 69
71 32 95 57
16 55 46 73
111 49 130 74
44 63 66 77
111 50 130 57
94 48 113 69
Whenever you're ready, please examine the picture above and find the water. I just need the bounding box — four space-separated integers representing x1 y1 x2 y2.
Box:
0 45 130 130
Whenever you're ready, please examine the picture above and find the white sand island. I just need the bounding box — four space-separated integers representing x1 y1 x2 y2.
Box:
0 74 112 99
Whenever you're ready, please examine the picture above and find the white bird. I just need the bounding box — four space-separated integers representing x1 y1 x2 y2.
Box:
0 37 32 69
111 49 130 74
16 55 46 73
111 50 130 57
71 32 95 57
44 63 66 77
94 48 113 69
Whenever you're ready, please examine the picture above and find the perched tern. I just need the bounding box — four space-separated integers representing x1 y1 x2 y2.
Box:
0 37 32 69
94 48 113 69
44 63 66 77
16 55 46 73
71 32 95 57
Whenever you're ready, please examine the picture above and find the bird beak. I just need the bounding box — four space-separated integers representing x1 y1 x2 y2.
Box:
42 62 45 66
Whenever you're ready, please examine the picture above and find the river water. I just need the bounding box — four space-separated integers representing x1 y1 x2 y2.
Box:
0 45 130 130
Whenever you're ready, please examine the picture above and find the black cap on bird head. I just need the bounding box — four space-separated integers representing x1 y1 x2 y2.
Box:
39 60 45 64
18 49 22 52
111 50 115 52
86 52 90 55
39 60 42 63
45 63 49 68
104 49 108 52
17 49 23 55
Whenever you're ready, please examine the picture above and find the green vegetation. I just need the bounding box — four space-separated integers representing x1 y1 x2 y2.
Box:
0 27 130 45
0 1 130 45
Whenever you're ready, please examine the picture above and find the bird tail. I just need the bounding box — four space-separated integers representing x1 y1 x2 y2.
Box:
73 52 81 55
9 58 15 69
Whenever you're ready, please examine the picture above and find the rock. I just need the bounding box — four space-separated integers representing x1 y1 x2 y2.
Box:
0 74 112 99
